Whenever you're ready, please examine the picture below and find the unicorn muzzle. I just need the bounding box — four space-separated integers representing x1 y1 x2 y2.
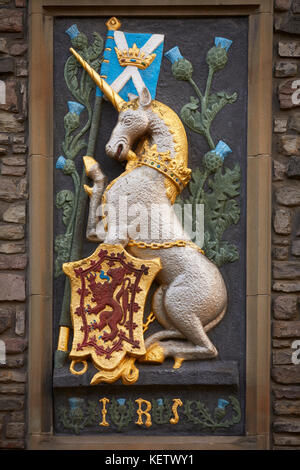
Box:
105 139 129 161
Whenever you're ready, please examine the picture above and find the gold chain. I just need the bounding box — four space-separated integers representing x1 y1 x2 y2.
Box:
127 239 205 255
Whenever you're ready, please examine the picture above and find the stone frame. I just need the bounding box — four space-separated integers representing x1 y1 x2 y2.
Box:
28 0 273 450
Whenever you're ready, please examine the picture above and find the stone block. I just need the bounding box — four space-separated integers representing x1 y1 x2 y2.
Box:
0 254 27 269
273 366 300 383
0 79 18 113
0 58 14 74
0 223 24 240
287 156 300 178
273 245 289 260
273 349 293 365
274 116 288 133
275 13 300 34
279 134 300 154
273 281 300 292
275 61 297 78
290 113 300 132
5 338 27 354
0 383 25 394
273 295 298 319
273 386 300 399
0 309 11 333
273 321 300 337
275 0 292 9
292 239 300 256
0 273 25 301
273 160 286 181
0 177 26 202
0 111 24 133
1 165 26 176
0 370 26 383
293 0 300 12
15 306 25 336
6 422 25 439
279 41 300 57
276 186 300 205
2 203 26 223
0 10 23 33
273 261 300 279
273 208 292 234
0 397 24 411
12 144 26 154
0 241 25 253
2 156 25 166
274 434 300 446
9 43 27 56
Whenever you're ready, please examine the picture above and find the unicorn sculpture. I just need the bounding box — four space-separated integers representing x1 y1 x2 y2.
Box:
70 48 227 369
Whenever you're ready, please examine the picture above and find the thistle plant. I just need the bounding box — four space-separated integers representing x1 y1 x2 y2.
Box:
183 395 241 431
165 38 241 267
57 397 99 434
54 24 104 278
109 398 134 432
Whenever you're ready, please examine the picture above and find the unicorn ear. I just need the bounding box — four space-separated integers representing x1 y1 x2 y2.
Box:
128 92 138 101
139 87 152 108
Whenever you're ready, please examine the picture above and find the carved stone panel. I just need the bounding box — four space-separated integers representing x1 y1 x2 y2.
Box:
52 15 248 437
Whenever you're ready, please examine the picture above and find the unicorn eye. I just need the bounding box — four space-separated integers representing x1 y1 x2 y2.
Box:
123 117 133 125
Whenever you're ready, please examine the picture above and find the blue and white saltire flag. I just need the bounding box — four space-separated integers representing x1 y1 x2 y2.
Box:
96 28 164 101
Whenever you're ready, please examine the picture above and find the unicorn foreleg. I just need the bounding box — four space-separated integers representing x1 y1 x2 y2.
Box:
83 156 107 242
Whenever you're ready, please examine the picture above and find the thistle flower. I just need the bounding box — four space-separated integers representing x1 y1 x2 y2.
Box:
66 24 88 50
117 398 126 406
68 397 85 410
206 37 233 71
157 398 164 406
217 398 229 410
165 46 193 81
66 24 80 40
203 140 232 172
56 155 66 170
164 46 184 64
56 156 76 175
67 101 85 116
214 398 230 421
215 37 233 52
64 101 85 133
214 140 232 160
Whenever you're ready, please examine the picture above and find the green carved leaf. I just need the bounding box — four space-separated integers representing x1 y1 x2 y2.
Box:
68 139 87 160
56 190 75 226
180 97 205 135
86 32 104 62
208 164 241 199
64 55 81 102
204 91 237 125
212 241 239 267
54 232 73 278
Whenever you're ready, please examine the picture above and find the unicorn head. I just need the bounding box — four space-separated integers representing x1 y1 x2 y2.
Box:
105 87 152 162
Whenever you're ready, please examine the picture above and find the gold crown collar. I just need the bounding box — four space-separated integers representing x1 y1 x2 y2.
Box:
131 142 191 191
115 43 156 70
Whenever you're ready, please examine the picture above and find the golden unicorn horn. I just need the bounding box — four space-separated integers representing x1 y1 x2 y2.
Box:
70 47 125 112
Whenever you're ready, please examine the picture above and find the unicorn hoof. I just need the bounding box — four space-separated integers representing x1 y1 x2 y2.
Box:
173 357 184 369
83 156 98 176
139 342 165 364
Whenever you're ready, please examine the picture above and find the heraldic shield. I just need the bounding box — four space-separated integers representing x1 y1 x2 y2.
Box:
63 244 161 385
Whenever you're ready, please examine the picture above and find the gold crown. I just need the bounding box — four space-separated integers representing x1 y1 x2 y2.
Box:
136 142 191 191
115 43 156 70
